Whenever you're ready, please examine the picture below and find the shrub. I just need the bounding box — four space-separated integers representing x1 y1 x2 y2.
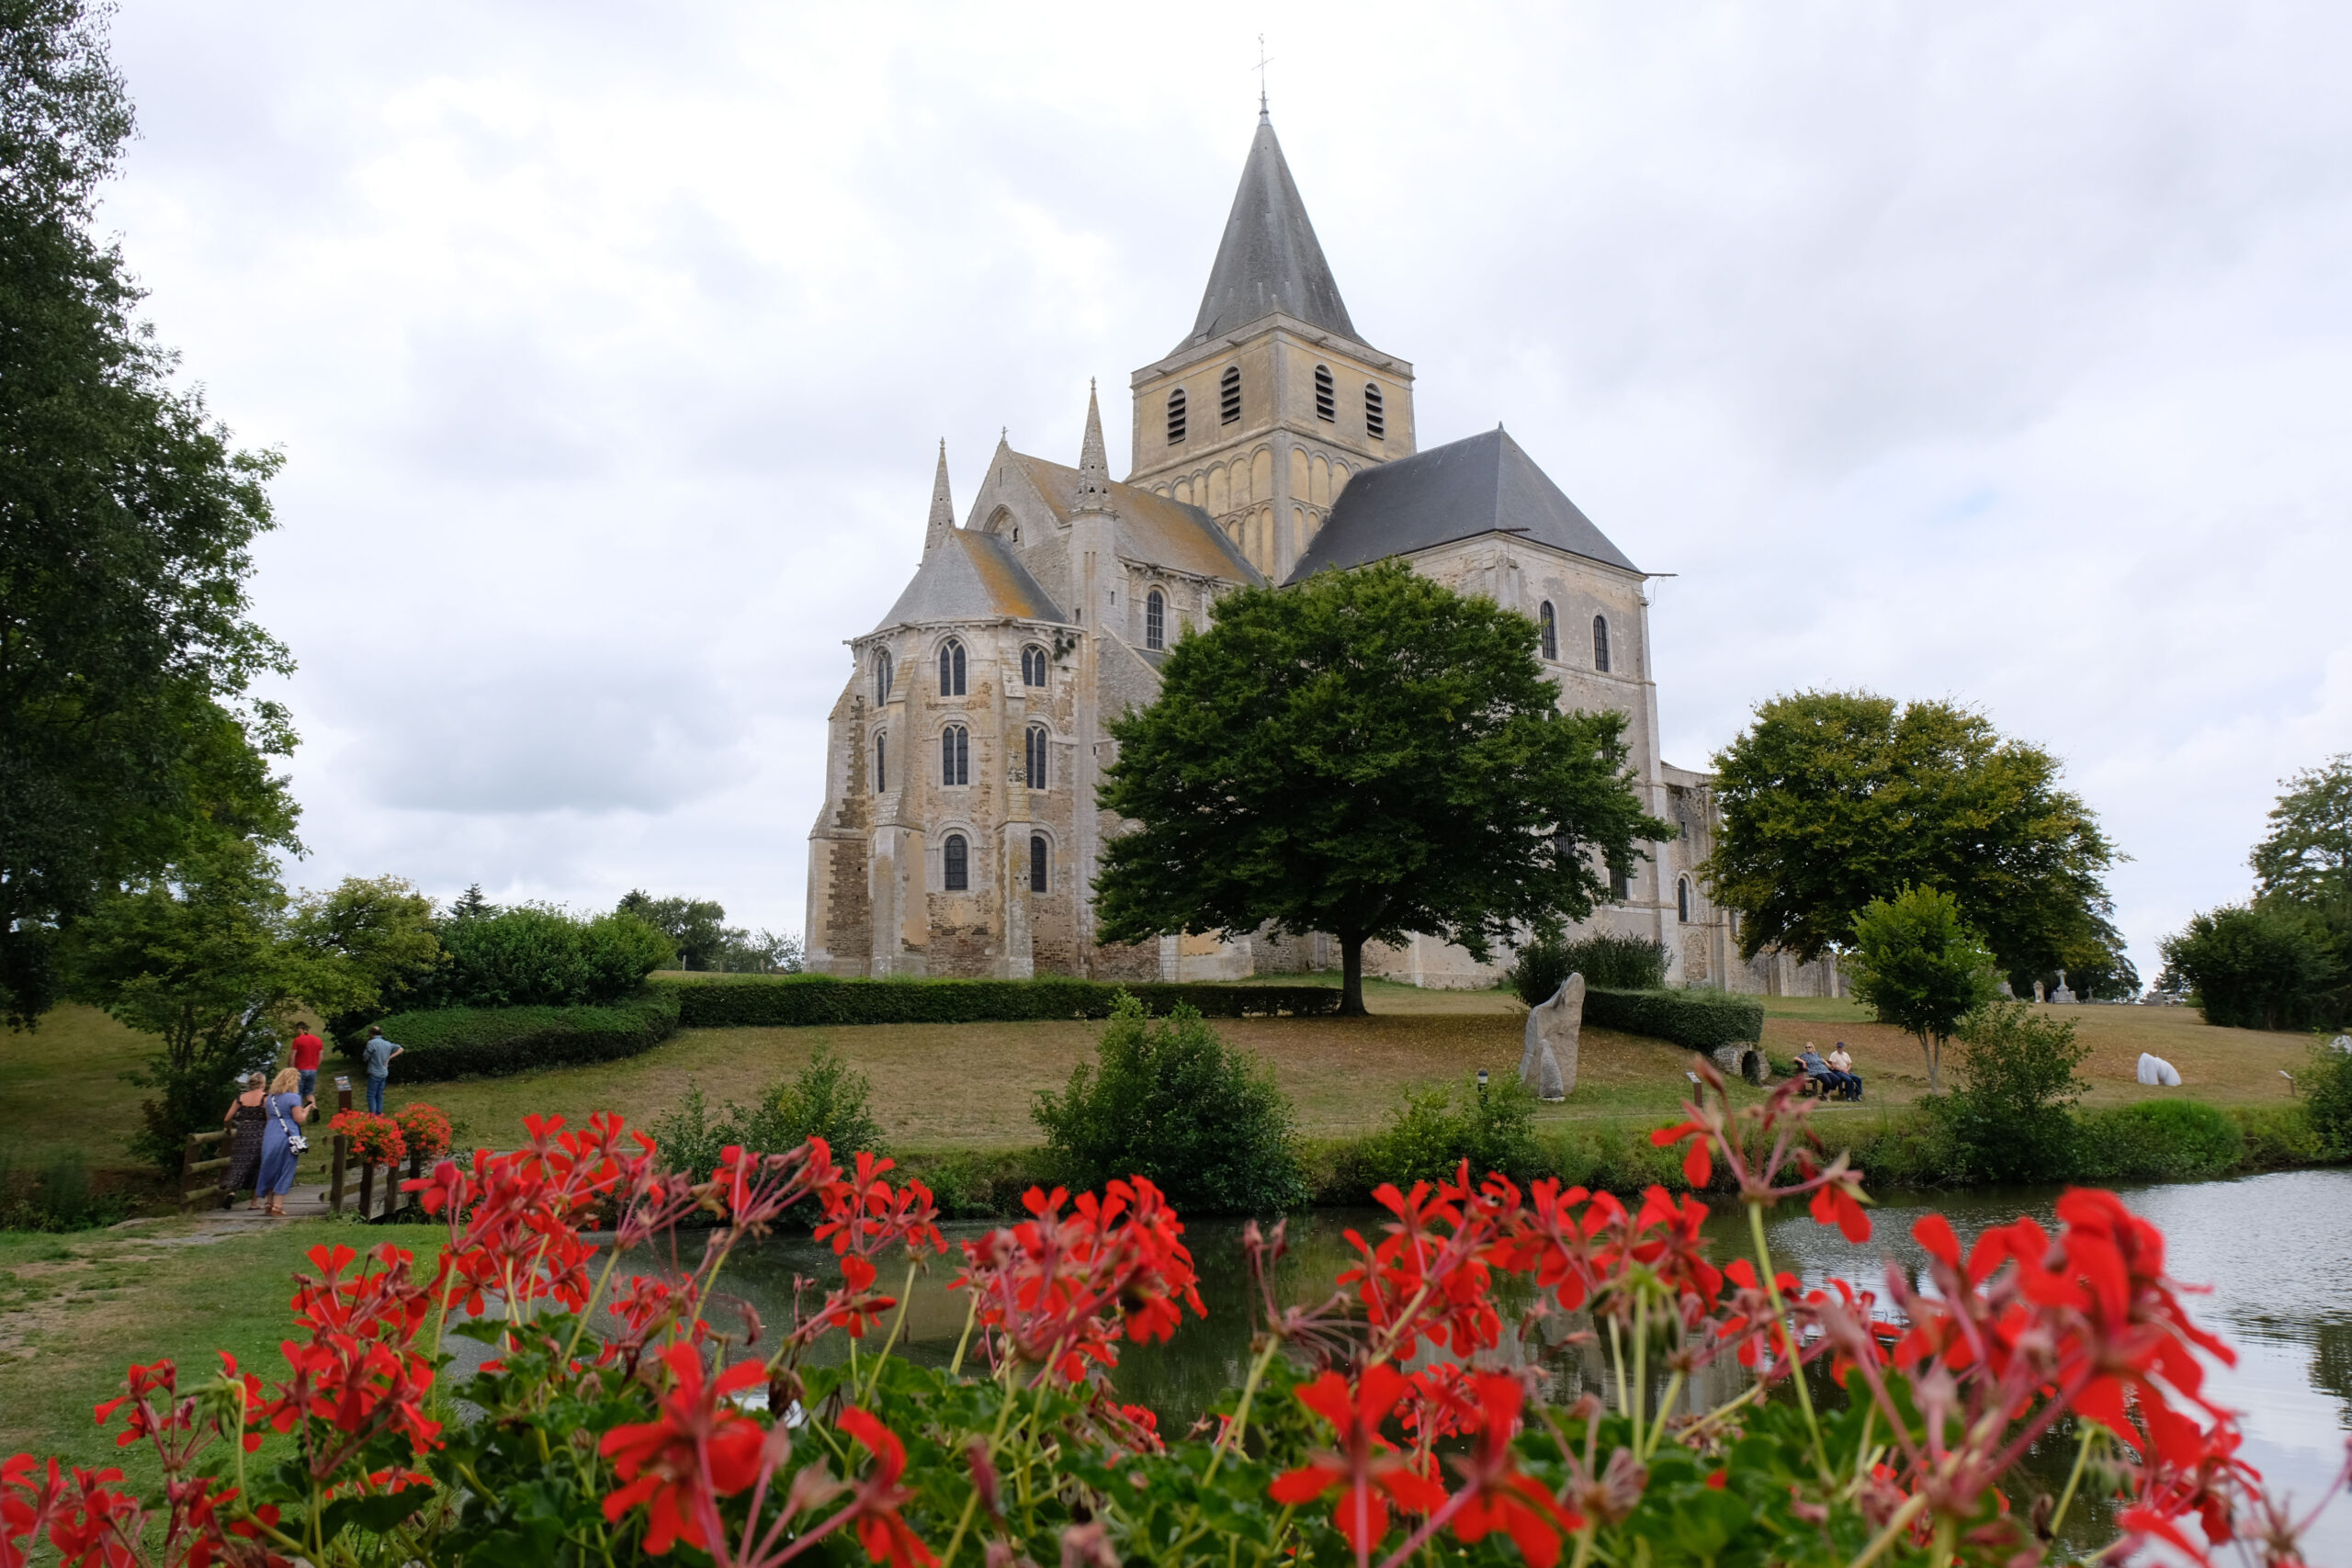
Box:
1944 1001 2087 1184
1340 1077 1542 1197
2158 903 2341 1032
1582 986 1762 1049
356 990 680 1080
1033 994 1305 1215
657 974 1340 1028
2075 1100 2245 1183
1506 932 1669 1006
0 1150 134 1233
426 905 677 1010
651 1046 890 1190
2295 1037 2352 1157
2231 1103 2324 1169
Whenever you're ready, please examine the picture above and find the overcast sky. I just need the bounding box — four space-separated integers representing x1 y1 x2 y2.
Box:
96 1 2351 976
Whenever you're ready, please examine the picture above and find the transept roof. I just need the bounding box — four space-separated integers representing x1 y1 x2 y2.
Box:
871 529 1065 630
1284 427 1639 582
1009 454 1263 585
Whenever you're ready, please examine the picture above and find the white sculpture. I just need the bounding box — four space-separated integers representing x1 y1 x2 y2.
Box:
2331 1035 2352 1056
1521 974 1582 1101
2136 1053 2182 1087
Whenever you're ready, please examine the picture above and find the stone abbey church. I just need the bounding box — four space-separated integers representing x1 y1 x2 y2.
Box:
805 111 1839 997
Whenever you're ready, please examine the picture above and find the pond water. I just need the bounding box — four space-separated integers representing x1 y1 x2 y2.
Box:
718 1169 2352 1559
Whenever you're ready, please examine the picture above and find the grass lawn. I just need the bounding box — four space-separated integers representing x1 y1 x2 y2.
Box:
0 1216 447 1487
5 989 2309 1177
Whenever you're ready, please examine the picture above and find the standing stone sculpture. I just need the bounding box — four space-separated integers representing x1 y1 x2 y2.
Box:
1521 974 1582 1100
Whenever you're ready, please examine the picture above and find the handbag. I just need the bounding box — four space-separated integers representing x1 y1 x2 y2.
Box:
273 1096 310 1155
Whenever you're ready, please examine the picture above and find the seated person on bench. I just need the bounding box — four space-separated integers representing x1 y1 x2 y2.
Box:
1826 1043 1862 1101
1796 1044 1857 1100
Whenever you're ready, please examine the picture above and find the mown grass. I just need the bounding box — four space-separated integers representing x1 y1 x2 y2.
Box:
0 1217 447 1492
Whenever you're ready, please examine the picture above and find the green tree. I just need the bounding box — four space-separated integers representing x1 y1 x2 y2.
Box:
2157 904 2338 1032
1945 1000 2088 1183
2252 754 2352 1014
1847 884 1999 1092
1094 561 1670 1016
1701 693 2118 981
62 841 350 1170
431 905 674 1010
286 875 446 1037
616 889 729 971
1033 994 1305 1215
447 883 497 922
0 0 295 1022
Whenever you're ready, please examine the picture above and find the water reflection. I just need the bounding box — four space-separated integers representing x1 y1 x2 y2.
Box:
724 1169 2352 1559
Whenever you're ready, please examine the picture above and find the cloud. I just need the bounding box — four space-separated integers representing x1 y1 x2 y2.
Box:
93 0 2352 976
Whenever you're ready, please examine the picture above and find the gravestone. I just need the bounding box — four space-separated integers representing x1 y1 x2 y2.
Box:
2051 981 2075 1004
1521 974 1581 1100
2033 980 2047 1003
1996 978 2015 998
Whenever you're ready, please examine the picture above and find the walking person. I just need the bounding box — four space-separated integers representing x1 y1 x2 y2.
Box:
362 1025 402 1114
254 1068 311 1218
289 1025 324 1106
218 1073 270 1209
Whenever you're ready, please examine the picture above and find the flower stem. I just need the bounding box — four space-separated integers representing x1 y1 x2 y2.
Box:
948 1289 980 1378
861 1259 922 1405
2048 1420 2101 1542
1746 1198 1830 1482
1207 1335 1283 1480
1844 1490 1930 1568
1632 1292 1649 1443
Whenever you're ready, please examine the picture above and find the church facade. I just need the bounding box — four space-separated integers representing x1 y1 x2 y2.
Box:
804 112 1839 998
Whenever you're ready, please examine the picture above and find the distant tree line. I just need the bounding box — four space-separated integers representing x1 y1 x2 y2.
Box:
613 889 803 975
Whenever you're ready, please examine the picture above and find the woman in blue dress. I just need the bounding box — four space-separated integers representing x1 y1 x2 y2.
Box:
254 1067 312 1217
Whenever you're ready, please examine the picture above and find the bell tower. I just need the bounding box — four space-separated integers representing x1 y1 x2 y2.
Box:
1127 110 1415 583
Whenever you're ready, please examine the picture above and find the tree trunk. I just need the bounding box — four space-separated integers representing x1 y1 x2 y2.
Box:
1921 1033 1940 1093
1340 937 1367 1017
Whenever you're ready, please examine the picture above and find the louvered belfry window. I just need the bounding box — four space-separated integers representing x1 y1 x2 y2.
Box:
1167 389 1186 445
1220 366 1241 424
941 725 969 786
1313 365 1335 422
1364 384 1385 440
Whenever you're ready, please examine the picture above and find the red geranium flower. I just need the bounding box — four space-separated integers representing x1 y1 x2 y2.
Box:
600 1344 768 1554
1269 1365 1448 1559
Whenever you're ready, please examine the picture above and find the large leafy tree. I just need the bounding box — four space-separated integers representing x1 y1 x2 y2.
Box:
1 0 293 1021
1094 560 1670 1016
2250 754 2352 1015
1700 692 2118 981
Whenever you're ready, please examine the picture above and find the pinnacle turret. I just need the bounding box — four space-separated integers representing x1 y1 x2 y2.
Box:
1074 381 1112 513
922 439 955 558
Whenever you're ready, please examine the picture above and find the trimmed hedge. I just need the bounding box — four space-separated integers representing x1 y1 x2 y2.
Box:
1582 986 1764 1050
650 975 1342 1029
353 990 682 1081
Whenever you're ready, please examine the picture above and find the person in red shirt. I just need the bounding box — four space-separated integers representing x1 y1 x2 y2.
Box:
289 1028 324 1106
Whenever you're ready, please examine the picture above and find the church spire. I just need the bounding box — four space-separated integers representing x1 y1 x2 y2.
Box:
1073 380 1112 513
1174 114 1361 354
922 439 955 558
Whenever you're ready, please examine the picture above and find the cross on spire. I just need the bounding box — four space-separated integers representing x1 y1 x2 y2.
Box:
1255 34 1272 118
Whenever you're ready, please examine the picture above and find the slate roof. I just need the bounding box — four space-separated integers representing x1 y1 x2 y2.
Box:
1012 454 1264 586
872 530 1065 631
1283 427 1639 582
1173 114 1363 355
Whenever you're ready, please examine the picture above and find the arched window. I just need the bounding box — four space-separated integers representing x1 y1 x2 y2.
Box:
1678 877 1691 923
941 725 968 786
872 734 887 794
873 648 892 704
1538 601 1557 660
1025 725 1048 789
1364 383 1385 440
1166 388 1187 445
1219 365 1241 424
1145 589 1165 650
1021 645 1047 687
1313 364 1335 421
1592 615 1611 673
938 638 966 696
943 833 968 892
1029 834 1048 894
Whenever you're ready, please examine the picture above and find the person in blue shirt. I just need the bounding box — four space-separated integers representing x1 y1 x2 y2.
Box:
362 1025 403 1114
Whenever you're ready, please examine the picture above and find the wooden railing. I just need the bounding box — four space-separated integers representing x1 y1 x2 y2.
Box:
178 1129 231 1212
